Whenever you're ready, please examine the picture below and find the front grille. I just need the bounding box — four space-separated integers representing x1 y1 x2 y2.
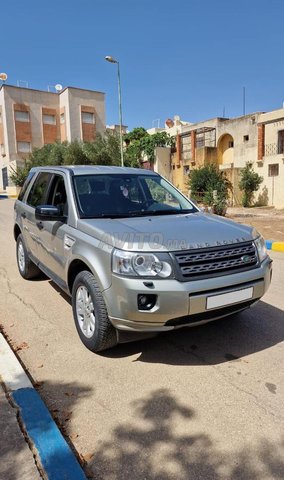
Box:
173 242 258 280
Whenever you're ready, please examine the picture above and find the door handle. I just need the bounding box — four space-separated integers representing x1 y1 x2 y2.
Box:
36 222 44 230
21 212 27 219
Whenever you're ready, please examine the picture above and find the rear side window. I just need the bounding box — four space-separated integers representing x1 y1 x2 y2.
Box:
18 171 36 201
26 172 52 208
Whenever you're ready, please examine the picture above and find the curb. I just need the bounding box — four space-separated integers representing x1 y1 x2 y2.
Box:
0 333 87 480
265 240 284 252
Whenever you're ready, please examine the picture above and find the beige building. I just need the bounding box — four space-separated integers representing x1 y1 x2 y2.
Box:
256 108 284 208
150 108 284 209
0 84 105 191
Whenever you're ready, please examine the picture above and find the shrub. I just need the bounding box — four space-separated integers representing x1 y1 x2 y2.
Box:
239 162 263 207
189 164 232 215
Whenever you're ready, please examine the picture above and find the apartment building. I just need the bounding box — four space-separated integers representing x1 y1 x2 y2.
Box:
150 108 284 208
0 84 105 191
257 108 284 208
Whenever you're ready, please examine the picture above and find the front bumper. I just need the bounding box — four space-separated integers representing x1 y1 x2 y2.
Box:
103 256 272 332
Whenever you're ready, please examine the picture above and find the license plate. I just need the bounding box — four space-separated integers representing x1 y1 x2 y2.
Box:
206 287 253 310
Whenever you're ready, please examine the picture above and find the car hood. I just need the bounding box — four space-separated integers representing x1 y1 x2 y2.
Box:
77 212 257 252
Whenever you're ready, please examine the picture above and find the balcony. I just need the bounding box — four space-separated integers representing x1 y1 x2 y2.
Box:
265 143 284 156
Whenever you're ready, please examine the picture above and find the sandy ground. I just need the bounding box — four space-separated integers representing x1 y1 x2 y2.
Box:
227 207 284 242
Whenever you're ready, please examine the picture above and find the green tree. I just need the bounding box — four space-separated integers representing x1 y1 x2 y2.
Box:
124 127 148 143
83 132 122 166
239 162 263 207
63 140 90 165
125 128 174 165
10 142 67 186
124 127 149 166
141 132 174 162
10 134 123 187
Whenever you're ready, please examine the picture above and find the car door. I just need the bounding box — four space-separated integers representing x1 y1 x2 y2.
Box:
36 173 69 285
23 171 53 261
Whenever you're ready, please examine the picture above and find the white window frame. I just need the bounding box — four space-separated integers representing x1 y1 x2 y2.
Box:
60 113 65 124
15 111 30 122
17 141 31 153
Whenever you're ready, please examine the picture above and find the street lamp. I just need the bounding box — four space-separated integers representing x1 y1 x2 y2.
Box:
105 55 124 167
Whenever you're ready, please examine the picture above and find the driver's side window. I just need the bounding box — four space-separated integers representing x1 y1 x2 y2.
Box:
47 175 68 216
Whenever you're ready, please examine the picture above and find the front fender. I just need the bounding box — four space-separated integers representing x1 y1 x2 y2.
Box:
67 242 113 293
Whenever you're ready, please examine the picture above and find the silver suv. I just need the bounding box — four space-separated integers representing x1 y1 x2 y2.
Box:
14 166 272 352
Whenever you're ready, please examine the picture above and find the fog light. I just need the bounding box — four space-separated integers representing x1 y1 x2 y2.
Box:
137 294 157 311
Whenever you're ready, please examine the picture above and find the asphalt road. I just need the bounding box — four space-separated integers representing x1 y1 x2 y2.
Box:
0 198 283 480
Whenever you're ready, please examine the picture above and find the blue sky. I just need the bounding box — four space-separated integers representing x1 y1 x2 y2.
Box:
1 0 283 129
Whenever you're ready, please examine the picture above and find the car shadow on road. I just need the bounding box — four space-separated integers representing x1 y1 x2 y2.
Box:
101 301 284 366
48 280 72 305
88 388 284 480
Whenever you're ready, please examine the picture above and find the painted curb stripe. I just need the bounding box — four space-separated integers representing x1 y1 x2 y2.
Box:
265 240 284 252
0 334 86 480
265 240 273 250
271 242 284 252
12 388 86 480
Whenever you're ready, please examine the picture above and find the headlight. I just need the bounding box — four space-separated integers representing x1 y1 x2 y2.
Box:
112 249 173 278
254 235 267 262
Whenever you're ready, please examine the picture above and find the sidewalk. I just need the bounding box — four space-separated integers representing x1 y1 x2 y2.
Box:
0 384 41 480
227 206 284 217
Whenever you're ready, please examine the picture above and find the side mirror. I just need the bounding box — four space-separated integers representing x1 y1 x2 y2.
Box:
35 205 64 221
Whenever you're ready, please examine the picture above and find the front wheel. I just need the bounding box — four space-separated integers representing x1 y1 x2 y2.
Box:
72 271 117 352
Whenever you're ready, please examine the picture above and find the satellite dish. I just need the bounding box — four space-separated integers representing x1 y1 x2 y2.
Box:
55 84 63 92
0 73 8 81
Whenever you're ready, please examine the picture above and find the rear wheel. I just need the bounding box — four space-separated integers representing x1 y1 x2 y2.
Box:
72 271 117 352
16 234 41 279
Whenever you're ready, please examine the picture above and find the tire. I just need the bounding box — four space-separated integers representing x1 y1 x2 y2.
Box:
72 271 117 352
16 234 41 280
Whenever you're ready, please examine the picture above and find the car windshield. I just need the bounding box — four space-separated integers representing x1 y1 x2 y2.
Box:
73 173 198 218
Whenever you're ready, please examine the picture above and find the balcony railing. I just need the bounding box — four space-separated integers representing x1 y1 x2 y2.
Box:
264 143 284 156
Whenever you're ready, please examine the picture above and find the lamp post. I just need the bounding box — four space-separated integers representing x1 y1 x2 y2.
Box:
105 56 124 167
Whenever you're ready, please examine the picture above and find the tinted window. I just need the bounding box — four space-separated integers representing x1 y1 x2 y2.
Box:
27 172 52 208
18 171 36 202
47 175 68 216
73 174 197 218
